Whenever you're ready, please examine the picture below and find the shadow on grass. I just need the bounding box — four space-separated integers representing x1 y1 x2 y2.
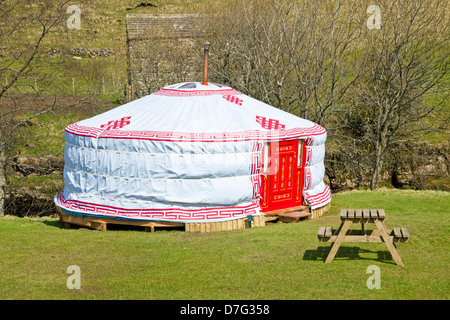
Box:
41 219 65 229
40 219 185 233
303 246 397 265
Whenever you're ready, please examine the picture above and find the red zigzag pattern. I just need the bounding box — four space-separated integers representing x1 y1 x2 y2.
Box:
223 95 243 106
65 123 326 142
56 192 259 221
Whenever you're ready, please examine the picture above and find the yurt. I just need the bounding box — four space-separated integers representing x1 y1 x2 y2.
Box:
55 47 331 232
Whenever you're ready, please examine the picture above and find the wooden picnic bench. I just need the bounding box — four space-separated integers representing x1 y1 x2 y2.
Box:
317 209 410 267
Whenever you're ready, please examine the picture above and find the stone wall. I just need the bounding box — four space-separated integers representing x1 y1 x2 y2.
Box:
325 141 450 191
125 14 206 100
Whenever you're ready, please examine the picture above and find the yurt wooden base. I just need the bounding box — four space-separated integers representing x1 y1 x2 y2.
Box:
57 203 330 233
263 203 330 223
57 208 184 232
311 202 331 219
57 207 265 233
185 215 266 233
263 205 312 222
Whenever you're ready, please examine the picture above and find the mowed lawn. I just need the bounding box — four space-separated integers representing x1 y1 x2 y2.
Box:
0 189 448 300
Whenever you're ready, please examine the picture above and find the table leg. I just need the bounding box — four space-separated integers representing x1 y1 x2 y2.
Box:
374 220 404 267
325 220 352 264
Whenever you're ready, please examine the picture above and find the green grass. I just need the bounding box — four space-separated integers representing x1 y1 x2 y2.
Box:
0 189 448 300
11 101 115 157
14 113 76 156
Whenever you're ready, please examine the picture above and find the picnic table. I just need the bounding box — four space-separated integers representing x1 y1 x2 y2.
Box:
317 209 409 267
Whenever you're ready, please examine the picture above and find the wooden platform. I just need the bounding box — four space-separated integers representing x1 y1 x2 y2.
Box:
57 207 265 233
58 208 184 232
57 202 330 233
185 215 265 232
262 202 330 223
311 202 331 219
263 205 312 223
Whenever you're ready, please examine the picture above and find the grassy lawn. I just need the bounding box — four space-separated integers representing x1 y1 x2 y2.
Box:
0 189 448 300
1 1 448 302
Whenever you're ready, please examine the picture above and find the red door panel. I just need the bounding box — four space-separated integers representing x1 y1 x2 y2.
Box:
260 139 305 212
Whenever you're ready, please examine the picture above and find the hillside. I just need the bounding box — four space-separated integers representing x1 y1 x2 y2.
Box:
6 1 211 98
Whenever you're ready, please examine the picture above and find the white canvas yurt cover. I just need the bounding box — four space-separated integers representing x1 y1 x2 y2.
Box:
55 82 331 222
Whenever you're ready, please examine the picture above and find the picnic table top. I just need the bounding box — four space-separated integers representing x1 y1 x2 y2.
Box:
340 208 386 221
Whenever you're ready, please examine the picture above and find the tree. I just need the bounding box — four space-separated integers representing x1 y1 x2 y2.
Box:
0 0 81 216
206 0 363 128
339 0 449 190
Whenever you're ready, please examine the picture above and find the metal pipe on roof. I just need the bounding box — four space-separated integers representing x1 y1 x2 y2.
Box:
202 42 210 85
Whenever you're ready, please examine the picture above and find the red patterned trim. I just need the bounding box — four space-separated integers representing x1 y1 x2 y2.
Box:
56 192 259 221
154 88 242 97
256 116 285 130
250 141 263 200
304 167 312 190
100 116 131 130
66 123 103 137
251 175 261 200
223 95 243 106
250 141 263 175
304 185 331 207
65 122 326 142
304 147 313 167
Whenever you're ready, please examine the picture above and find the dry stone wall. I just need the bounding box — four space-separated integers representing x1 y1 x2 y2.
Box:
126 14 207 100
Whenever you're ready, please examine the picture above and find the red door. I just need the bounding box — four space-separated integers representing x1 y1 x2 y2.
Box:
260 139 305 212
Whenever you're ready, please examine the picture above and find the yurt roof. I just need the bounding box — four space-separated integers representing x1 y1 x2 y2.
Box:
66 82 326 142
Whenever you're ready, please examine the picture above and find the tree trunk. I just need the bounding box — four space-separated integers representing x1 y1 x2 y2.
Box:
370 142 385 190
0 149 6 217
